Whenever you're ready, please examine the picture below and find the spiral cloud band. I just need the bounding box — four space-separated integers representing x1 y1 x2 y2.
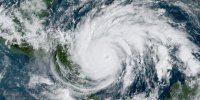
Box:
0 0 200 99
53 1 200 96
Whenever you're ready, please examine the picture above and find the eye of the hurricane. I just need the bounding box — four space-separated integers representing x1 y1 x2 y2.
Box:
80 40 121 80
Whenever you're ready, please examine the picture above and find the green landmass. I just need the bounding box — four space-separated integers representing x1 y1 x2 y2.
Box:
10 43 33 57
37 10 49 18
43 0 53 8
0 37 5 43
55 45 72 70
0 37 33 56
54 45 80 75
167 81 197 100
87 94 100 100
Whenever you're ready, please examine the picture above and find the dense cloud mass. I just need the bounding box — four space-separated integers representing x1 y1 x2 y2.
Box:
0 0 200 99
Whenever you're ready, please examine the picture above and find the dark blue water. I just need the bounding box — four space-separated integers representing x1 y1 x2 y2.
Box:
0 42 34 99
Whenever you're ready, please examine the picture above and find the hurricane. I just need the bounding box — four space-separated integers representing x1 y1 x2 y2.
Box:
0 0 200 100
